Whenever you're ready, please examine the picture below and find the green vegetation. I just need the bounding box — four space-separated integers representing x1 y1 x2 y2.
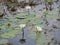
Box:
4 0 17 7
0 39 8 44
0 4 59 44
1 30 21 38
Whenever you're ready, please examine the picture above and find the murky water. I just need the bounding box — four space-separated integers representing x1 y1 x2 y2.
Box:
0 0 60 45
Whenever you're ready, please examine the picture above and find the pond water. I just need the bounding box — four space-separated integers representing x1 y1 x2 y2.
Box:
0 0 60 45
8 26 36 45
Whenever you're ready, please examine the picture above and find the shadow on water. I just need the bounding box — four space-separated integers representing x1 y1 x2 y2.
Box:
8 26 36 45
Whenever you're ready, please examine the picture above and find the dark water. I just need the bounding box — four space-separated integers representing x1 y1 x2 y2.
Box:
8 26 36 45
0 0 60 45
6 27 60 45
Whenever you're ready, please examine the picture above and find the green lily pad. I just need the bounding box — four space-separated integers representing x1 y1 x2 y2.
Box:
35 24 46 28
0 39 8 44
1 30 21 38
45 0 52 2
28 32 36 39
26 14 35 18
43 11 50 16
15 13 35 20
36 33 50 45
26 17 43 25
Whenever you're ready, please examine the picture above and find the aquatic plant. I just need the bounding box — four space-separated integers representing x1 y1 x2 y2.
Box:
28 28 50 45
0 9 58 45
36 33 50 45
4 0 17 7
1 30 21 38
0 39 8 44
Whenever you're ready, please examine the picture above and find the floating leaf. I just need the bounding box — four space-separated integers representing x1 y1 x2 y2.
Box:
43 11 50 16
45 0 52 2
36 33 50 45
1 30 21 38
0 39 8 44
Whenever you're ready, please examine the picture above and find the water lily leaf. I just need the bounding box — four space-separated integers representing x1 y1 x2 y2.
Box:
36 32 42 39
15 13 27 18
45 0 52 2
0 39 8 44
26 14 35 18
28 31 43 39
28 32 36 39
43 11 51 17
0 19 7 25
1 33 16 38
1 30 21 38
36 33 50 45
35 24 46 28
28 17 43 25
4 0 17 7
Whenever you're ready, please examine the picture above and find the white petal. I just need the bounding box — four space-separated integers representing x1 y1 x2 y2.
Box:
25 6 31 10
19 24 26 28
35 26 43 31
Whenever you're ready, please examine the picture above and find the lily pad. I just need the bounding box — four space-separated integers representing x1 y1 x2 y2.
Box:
1 30 21 38
0 39 8 44
36 33 50 45
45 0 52 2
28 32 36 39
35 24 46 29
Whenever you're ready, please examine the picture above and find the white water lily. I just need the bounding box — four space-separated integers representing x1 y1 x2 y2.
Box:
35 26 43 32
25 5 31 10
19 24 26 28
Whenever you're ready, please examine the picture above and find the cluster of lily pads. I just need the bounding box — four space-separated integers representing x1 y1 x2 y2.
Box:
0 10 60 45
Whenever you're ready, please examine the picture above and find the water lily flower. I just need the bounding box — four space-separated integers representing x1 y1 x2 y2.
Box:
19 24 26 29
25 5 31 10
35 26 43 32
